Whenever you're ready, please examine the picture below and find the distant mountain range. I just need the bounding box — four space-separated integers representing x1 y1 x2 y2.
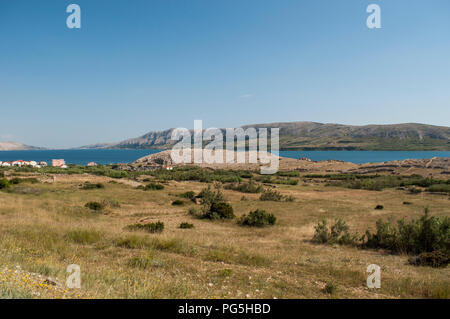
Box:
80 122 450 151
0 142 44 151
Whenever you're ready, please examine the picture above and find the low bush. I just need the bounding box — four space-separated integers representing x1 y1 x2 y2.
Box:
9 178 21 185
225 180 263 193
179 191 196 200
408 250 450 268
407 187 422 194
126 221 164 233
197 184 224 205
144 183 165 190
179 222 194 229
259 188 294 202
323 282 337 295
375 205 384 210
427 184 450 194
238 209 276 227
403 201 412 205
172 200 184 206
85 201 104 211
312 219 357 245
362 208 449 255
202 202 235 220
81 182 104 190
0 179 10 190
259 188 283 201
255 176 298 185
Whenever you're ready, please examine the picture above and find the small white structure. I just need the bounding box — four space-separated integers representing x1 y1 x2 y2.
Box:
51 159 66 167
2 162 11 167
39 161 48 167
12 160 24 167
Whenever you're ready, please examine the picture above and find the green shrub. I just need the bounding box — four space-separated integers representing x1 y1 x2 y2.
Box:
179 222 194 229
144 183 165 190
312 219 357 245
238 209 276 227
407 187 422 194
408 250 450 268
277 171 300 177
203 202 235 220
85 201 104 211
126 221 164 233
259 188 283 201
259 188 293 202
172 200 184 206
427 184 450 194
9 177 21 185
403 201 412 205
362 209 450 255
255 176 298 185
179 191 196 199
323 282 337 294
375 205 384 210
197 184 224 206
81 182 104 190
225 180 263 193
0 178 10 190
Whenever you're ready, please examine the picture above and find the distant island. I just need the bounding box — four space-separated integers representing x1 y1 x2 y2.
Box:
80 122 450 151
0 142 44 151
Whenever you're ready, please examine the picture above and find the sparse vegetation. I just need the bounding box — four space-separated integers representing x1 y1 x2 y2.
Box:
144 183 165 190
81 182 105 190
126 222 164 233
224 180 263 193
202 202 235 220
179 222 194 229
0 167 448 299
259 188 294 202
172 200 184 206
238 209 276 227
362 209 449 255
84 201 104 211
312 219 357 245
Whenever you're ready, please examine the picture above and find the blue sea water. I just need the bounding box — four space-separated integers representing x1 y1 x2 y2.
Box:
0 149 449 165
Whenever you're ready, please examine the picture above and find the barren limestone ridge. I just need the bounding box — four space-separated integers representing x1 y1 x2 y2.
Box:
121 150 450 177
81 122 450 151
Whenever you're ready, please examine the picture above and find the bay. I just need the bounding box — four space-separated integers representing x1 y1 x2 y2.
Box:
0 149 449 165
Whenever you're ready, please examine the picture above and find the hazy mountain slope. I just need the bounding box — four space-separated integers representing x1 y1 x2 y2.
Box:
81 122 450 151
0 142 44 151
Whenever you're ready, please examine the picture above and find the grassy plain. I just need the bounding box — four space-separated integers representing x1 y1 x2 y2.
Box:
0 170 449 299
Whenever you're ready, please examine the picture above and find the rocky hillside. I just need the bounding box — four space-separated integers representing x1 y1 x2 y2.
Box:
82 122 450 151
0 142 43 151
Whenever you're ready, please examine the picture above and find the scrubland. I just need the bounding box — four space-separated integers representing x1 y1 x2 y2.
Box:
0 167 448 299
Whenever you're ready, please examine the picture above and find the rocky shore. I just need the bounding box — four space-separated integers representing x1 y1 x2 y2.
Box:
118 150 450 177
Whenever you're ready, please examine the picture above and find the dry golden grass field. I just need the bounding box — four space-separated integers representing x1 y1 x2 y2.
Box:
0 171 449 299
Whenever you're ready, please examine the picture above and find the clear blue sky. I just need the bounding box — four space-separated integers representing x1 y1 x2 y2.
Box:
1 0 449 148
